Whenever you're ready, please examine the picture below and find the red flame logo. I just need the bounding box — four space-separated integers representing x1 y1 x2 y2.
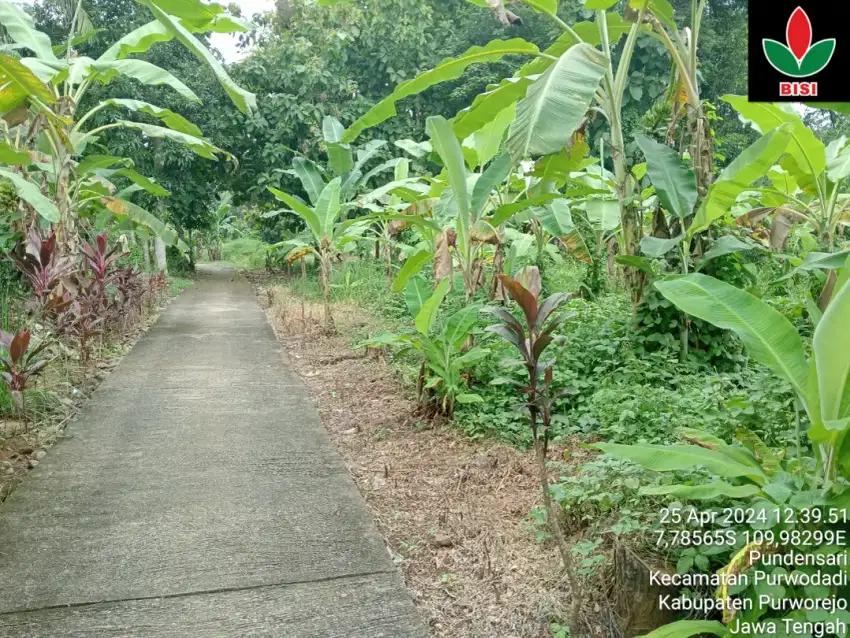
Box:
787 7 812 60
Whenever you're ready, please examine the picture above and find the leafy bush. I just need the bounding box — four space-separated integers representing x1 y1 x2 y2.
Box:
166 246 193 276
219 237 268 270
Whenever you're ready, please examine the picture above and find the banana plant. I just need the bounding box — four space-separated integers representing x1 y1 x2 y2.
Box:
336 0 689 267
421 116 516 300
706 97 849 252
268 128 434 328
645 0 713 197
631 134 770 357
268 178 359 331
0 0 255 253
597 263 850 488
594 264 850 637
357 277 489 415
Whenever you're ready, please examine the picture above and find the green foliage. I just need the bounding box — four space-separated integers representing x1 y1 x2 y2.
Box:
165 245 192 275
358 278 488 415
219 237 267 270
169 276 193 297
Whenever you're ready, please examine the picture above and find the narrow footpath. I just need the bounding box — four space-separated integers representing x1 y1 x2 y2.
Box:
0 265 425 637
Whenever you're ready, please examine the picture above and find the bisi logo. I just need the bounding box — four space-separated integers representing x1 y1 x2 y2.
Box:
762 7 835 96
749 1 849 102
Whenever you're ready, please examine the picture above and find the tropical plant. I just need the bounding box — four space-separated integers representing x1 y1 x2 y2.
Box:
0 328 51 415
112 265 144 332
58 279 104 365
82 230 124 284
704 98 850 259
206 192 240 260
268 178 367 331
629 134 767 358
0 0 255 255
10 227 75 318
594 267 850 636
358 277 489 416
483 265 581 632
334 0 686 272
268 121 432 328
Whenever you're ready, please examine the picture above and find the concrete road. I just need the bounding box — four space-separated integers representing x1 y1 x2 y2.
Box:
0 265 426 637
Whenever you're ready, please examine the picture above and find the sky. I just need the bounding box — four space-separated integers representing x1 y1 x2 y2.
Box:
210 0 276 63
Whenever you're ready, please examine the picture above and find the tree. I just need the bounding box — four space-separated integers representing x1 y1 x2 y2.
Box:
0 0 255 258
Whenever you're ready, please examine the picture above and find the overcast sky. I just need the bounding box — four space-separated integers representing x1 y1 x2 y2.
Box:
210 0 275 63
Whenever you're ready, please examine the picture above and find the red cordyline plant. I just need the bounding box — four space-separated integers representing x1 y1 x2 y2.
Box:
484 266 583 634
147 273 168 306
10 228 75 317
0 329 51 416
82 231 125 284
112 266 144 333
57 281 105 367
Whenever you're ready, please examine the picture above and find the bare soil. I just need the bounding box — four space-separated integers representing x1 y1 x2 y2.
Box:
251 273 574 638
0 286 186 504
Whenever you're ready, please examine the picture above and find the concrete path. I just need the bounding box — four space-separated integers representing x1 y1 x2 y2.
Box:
0 266 426 637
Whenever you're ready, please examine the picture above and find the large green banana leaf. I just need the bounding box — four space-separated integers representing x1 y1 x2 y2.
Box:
116 121 228 160
635 135 697 221
393 250 432 294
637 620 727 638
723 95 826 181
267 187 322 239
316 178 343 237
641 482 762 500
0 2 57 62
93 99 203 137
656 274 809 398
689 125 791 236
507 43 606 160
813 275 850 428
140 0 257 115
291 157 326 205
416 278 450 335
98 21 172 62
101 196 180 247
0 53 55 114
427 116 470 245
0 169 59 222
89 59 199 102
343 39 540 143
592 442 766 484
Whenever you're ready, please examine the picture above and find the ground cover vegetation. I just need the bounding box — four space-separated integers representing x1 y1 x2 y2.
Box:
3 0 850 636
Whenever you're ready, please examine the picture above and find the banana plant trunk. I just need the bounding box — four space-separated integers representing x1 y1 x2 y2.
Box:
611 122 643 300
319 245 334 332
55 160 78 256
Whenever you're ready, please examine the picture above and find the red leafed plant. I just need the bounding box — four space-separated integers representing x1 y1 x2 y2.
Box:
0 329 51 415
10 228 75 317
112 266 144 333
82 231 125 284
484 266 583 634
57 281 105 366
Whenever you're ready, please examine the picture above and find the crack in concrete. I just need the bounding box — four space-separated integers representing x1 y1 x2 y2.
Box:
0 569 399 617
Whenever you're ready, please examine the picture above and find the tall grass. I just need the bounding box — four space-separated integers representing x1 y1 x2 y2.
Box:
218 238 268 270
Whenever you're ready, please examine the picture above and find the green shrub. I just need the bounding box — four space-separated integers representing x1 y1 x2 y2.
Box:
460 292 796 447
166 246 192 276
219 237 268 270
